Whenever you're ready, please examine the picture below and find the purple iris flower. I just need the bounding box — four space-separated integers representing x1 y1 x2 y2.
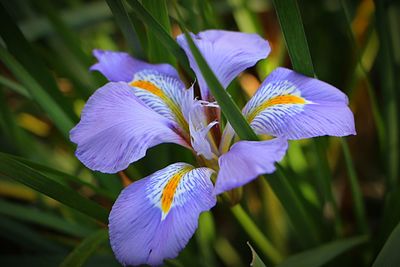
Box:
70 30 355 266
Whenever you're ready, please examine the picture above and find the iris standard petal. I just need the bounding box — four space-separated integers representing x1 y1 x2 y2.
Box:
109 163 216 266
90 49 179 82
130 69 190 135
243 67 356 139
176 30 270 99
70 82 188 173
214 138 288 195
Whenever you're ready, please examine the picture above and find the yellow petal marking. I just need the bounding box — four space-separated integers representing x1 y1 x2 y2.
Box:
247 95 306 122
161 166 193 215
130 80 189 133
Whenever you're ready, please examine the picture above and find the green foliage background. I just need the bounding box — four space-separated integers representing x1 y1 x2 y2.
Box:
0 0 399 266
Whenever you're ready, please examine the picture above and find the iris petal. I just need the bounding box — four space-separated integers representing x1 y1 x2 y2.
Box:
177 30 270 100
130 70 190 135
109 163 216 266
243 67 356 139
70 82 188 173
214 138 288 195
90 49 179 82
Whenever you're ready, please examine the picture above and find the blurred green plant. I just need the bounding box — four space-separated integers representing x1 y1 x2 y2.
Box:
0 0 399 266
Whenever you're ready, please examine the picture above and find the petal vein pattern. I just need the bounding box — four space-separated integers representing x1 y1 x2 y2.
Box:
243 68 356 139
130 70 190 135
109 163 216 266
70 82 188 173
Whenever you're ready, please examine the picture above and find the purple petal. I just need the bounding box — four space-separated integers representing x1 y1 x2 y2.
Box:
243 67 356 139
109 163 216 266
130 69 190 136
176 30 270 100
70 82 188 173
214 138 288 195
90 49 179 82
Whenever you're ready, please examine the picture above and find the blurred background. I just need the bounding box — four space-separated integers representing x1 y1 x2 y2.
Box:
0 0 399 266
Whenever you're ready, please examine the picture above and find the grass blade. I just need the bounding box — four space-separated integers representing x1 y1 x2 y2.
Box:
142 0 176 66
271 0 314 77
277 236 367 267
0 46 74 138
126 0 192 75
0 200 93 237
0 2 76 121
267 168 320 247
105 0 144 57
373 221 400 267
59 229 109 267
10 155 116 200
231 205 283 264
340 138 368 234
0 216 63 252
272 0 344 236
0 152 108 223
35 0 92 67
0 76 30 98
247 242 267 267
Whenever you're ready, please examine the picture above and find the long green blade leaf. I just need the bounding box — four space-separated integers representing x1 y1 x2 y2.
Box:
105 0 144 57
247 242 267 267
142 0 176 66
373 221 400 267
126 0 192 75
0 2 76 121
60 229 109 267
0 200 93 237
277 236 367 267
0 152 108 223
271 0 314 76
0 46 74 138
272 0 345 236
9 154 116 200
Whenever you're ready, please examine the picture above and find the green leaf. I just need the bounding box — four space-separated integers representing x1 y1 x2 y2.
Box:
0 45 74 138
0 2 77 122
125 0 192 75
9 154 116 200
0 152 108 223
271 0 343 237
231 205 282 264
0 75 30 98
247 242 267 267
59 229 109 267
196 212 217 267
0 200 93 237
373 221 400 267
271 0 314 76
142 0 176 66
267 168 320 247
35 0 92 67
0 215 63 252
276 236 367 267
340 138 368 234
105 0 144 57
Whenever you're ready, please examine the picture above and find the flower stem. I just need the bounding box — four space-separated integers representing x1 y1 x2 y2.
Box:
230 204 283 264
